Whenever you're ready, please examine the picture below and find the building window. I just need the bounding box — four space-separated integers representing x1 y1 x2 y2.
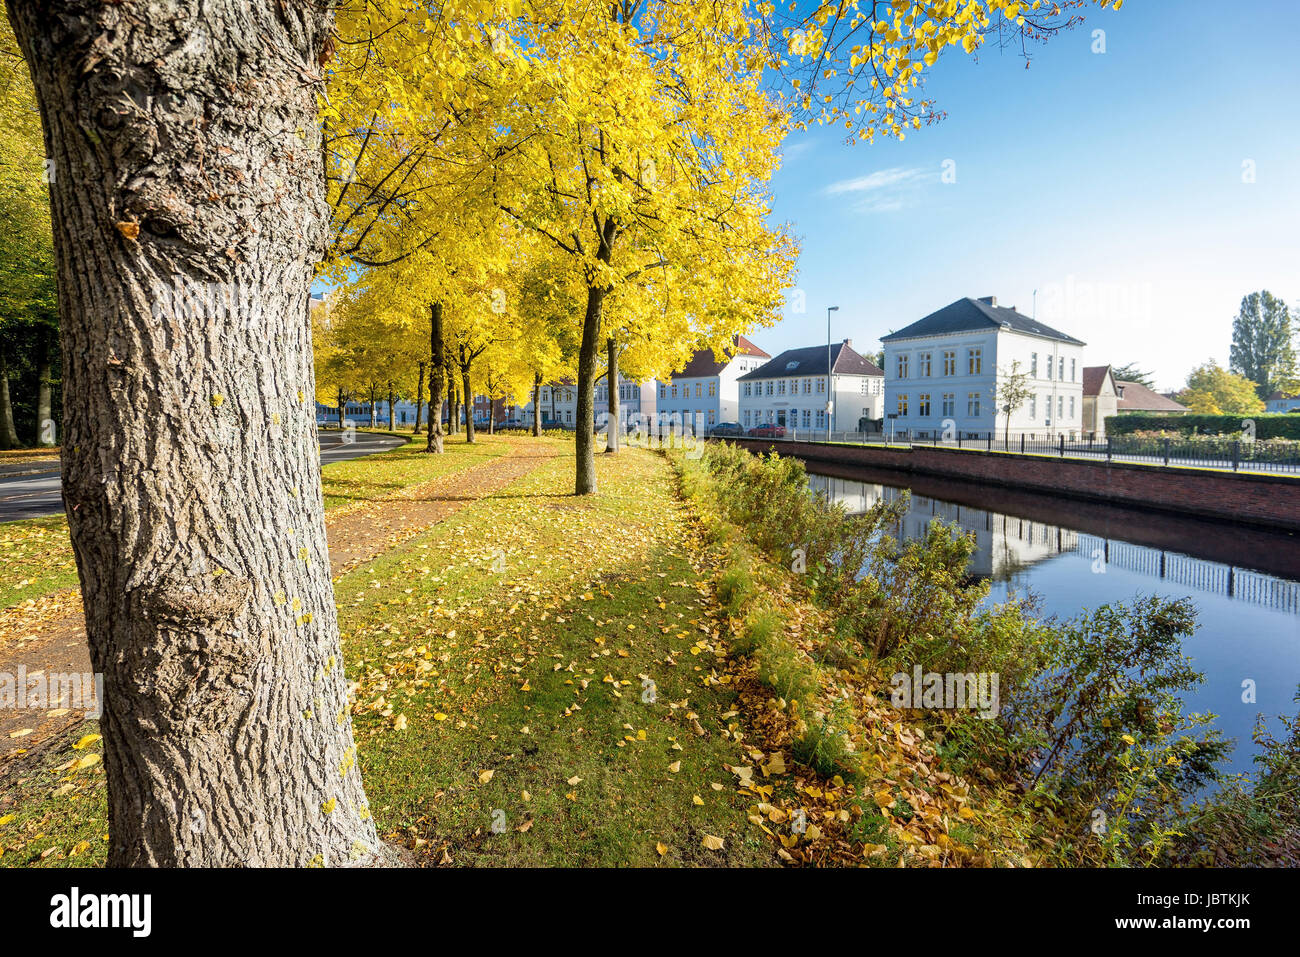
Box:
967 392 981 417
897 354 909 379
660 385 666 398
671 384 678 398
777 381 786 395
708 381 716 397
816 377 826 393
802 409 811 428
967 348 982 375
1069 396 1075 418
897 394 909 416
743 383 750 397
942 350 956 376
1029 395 1036 419
815 410 825 428
942 393 955 417
1030 352 1038 377
695 383 702 397
803 378 811 394
918 352 931 377
918 393 931 417
765 381 774 395
1058 395 1064 418
708 409 716 424
1059 356 1065 380
744 410 751 426
860 379 870 394
1070 358 1076 382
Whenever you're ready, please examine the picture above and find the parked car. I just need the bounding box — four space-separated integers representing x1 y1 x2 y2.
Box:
748 423 786 439
707 422 745 437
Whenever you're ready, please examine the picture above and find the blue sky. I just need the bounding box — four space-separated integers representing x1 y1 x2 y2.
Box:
763 0 1300 391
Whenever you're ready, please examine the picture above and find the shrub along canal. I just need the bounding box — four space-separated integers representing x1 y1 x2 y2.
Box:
806 463 1300 777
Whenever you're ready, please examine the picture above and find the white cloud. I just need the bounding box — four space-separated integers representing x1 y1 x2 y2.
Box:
824 166 927 194
822 166 935 214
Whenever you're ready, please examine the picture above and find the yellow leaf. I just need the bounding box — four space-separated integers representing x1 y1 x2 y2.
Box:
701 834 725 851
478 770 495 784
655 842 668 856
72 734 102 750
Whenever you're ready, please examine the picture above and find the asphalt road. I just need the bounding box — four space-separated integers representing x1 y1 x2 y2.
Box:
0 431 407 523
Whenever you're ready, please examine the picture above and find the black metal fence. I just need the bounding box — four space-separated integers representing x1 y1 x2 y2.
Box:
761 429 1300 474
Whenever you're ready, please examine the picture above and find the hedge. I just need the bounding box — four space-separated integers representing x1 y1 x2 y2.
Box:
1105 413 1300 440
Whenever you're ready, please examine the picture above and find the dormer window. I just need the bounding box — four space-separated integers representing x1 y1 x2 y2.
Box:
785 360 799 370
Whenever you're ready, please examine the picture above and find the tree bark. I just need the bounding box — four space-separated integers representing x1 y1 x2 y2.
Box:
7 0 382 866
532 374 542 436
605 337 620 454
412 361 424 434
36 331 56 446
575 285 606 494
0 353 18 449
425 303 445 453
574 215 616 494
447 377 458 435
336 387 346 431
461 363 476 444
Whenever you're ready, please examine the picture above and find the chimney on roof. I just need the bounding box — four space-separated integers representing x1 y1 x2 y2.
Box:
978 295 997 307
842 338 851 347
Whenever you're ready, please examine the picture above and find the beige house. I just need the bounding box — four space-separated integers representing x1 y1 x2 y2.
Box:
1082 365 1119 436
1083 364 1188 436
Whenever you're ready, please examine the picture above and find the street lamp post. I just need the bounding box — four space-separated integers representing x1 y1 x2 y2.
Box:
826 305 839 442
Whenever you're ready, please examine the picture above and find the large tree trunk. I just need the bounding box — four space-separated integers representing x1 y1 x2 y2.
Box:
425 303 445 453
575 286 606 494
447 377 458 436
8 0 382 866
0 353 18 449
387 387 395 432
605 337 620 454
574 216 615 494
36 332 56 446
532 374 542 436
461 364 476 444
336 387 346 431
412 361 424 435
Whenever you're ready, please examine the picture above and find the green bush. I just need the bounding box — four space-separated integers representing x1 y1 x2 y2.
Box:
1106 412 1300 439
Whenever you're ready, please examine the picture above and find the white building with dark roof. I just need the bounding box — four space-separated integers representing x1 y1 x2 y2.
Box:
656 335 770 428
737 339 885 433
882 296 1086 439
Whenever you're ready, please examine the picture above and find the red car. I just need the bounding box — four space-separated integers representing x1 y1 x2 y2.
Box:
748 423 786 438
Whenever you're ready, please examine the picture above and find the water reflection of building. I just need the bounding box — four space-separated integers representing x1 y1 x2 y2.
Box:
812 475 1078 580
808 474 1300 615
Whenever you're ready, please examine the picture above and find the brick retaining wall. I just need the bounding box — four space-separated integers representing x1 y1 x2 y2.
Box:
727 439 1300 533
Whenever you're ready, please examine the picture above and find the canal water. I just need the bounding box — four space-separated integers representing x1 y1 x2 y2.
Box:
806 465 1300 777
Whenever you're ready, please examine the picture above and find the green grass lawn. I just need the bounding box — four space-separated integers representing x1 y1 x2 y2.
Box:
0 443 775 867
